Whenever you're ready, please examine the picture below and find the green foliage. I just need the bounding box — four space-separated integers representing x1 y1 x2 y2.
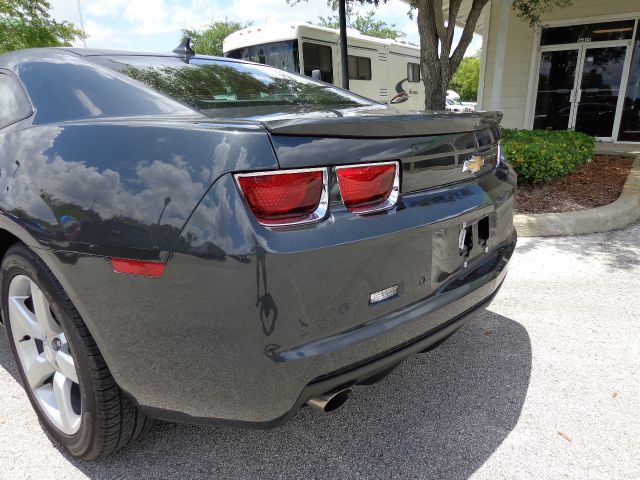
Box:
183 20 245 57
316 9 405 40
501 128 596 184
511 0 573 28
289 0 402 40
0 0 85 53
448 55 479 101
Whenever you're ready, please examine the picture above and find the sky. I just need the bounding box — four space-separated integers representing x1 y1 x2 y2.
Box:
49 0 481 56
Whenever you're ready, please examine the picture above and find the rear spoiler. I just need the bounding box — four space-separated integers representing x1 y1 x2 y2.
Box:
260 111 503 138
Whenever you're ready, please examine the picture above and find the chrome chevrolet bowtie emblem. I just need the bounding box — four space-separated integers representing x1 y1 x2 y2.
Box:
462 155 485 174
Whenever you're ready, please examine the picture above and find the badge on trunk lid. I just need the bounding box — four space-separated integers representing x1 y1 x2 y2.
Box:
462 155 485 174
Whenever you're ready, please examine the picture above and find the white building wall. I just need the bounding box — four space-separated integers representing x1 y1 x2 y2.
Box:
480 0 640 129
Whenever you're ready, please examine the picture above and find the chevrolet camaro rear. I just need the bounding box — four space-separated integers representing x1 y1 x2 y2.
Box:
0 46 516 459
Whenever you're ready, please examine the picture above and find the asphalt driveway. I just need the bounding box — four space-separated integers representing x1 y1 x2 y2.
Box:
1 223 639 479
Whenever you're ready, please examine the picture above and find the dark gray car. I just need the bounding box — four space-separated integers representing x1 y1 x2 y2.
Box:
0 46 516 460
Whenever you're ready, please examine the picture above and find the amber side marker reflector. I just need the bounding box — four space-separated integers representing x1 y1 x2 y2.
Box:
109 258 165 277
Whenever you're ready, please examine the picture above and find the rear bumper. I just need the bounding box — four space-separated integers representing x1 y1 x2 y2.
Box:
143 233 514 427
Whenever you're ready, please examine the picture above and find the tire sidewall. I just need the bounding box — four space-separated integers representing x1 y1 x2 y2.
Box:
1 245 99 457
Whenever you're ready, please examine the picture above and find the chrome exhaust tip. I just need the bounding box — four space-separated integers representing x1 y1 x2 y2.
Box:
306 387 353 412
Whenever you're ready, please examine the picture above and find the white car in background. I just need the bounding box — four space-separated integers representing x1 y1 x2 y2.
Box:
446 98 472 113
446 89 460 100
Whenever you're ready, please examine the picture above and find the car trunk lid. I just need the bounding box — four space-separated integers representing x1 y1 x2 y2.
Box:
263 108 502 194
259 107 501 139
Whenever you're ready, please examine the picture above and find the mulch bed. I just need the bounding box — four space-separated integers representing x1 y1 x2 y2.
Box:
515 155 634 214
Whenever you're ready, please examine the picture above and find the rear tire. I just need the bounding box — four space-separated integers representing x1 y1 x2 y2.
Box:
1 244 154 460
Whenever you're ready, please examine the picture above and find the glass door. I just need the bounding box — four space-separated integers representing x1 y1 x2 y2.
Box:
533 49 580 130
573 46 628 139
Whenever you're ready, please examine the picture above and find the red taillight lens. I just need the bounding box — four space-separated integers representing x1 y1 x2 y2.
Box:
109 258 165 277
337 162 398 212
236 169 326 225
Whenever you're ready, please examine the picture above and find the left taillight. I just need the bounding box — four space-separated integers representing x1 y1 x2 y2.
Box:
235 168 328 226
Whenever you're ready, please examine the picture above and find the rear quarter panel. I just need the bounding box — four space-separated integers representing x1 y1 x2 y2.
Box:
0 121 278 261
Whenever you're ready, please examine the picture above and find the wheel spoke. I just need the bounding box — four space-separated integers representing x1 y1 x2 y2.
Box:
55 349 78 384
9 296 44 340
30 281 60 337
52 372 80 434
25 353 55 389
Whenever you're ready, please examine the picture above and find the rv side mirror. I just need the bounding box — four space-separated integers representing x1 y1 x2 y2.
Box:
311 69 322 80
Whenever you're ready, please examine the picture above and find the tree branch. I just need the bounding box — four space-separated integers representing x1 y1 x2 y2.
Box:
449 0 488 72
431 0 447 42
443 0 463 56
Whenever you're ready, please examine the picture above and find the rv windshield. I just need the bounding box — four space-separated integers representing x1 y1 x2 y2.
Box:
226 40 300 74
98 56 374 112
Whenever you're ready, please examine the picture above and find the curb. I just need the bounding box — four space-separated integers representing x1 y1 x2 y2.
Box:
514 154 640 237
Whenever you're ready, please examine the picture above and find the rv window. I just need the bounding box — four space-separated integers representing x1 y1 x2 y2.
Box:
407 63 420 82
225 40 299 74
303 43 334 83
348 55 372 81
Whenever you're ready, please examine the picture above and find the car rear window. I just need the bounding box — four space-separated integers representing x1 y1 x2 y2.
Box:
95 56 375 112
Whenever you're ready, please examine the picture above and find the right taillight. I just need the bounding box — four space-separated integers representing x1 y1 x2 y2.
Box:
235 168 328 226
336 161 399 213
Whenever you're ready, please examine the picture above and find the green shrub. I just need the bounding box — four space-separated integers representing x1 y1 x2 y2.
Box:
500 129 596 184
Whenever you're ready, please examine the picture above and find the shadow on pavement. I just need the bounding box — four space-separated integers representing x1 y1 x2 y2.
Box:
1 310 531 479
0 327 20 384
515 222 640 271
39 309 529 480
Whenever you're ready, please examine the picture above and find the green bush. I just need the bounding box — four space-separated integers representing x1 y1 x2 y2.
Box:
500 129 596 184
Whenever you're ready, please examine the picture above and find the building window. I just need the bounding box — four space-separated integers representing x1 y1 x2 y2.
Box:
407 63 420 82
618 23 640 141
303 43 333 83
540 20 635 46
348 55 372 80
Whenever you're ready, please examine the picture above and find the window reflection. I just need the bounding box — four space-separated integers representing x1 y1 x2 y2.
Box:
533 50 578 130
110 57 369 111
618 27 640 141
574 46 626 138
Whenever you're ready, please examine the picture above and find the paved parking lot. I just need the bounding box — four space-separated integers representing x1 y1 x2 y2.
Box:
1 223 639 480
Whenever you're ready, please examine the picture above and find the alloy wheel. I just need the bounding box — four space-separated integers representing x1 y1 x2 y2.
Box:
8 274 81 435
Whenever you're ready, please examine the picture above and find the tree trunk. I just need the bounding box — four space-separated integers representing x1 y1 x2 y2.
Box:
416 0 489 111
417 0 446 110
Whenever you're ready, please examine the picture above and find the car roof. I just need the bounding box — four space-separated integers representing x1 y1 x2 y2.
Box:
58 47 218 59
0 47 252 72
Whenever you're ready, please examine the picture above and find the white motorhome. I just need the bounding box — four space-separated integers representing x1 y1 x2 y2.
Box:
223 23 425 110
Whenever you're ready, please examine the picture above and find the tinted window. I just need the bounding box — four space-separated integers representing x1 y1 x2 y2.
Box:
619 24 640 141
541 20 635 46
302 43 333 83
106 57 373 111
0 73 32 128
348 55 372 80
407 63 420 82
19 59 194 123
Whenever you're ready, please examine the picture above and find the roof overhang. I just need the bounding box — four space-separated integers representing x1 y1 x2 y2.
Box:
399 0 485 32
